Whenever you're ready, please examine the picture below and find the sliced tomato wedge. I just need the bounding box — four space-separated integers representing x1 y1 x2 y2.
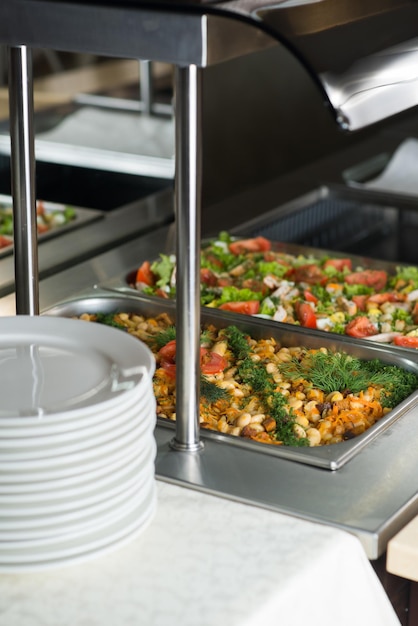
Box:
200 349 227 374
345 316 377 338
295 302 317 328
135 260 155 286
393 336 418 349
345 270 388 292
155 288 170 299
367 292 405 304
352 295 369 311
0 235 12 249
158 340 227 377
304 290 318 304
229 236 271 255
323 258 352 272
219 301 260 315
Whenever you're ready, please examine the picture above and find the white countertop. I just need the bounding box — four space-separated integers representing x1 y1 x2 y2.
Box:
0 479 401 626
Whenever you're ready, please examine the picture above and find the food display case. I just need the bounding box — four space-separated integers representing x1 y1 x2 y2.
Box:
0 0 418 567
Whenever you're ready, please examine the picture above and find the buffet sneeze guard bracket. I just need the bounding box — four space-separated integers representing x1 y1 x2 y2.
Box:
3 0 418 454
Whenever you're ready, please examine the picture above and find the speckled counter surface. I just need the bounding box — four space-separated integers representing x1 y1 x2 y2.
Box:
0 480 401 626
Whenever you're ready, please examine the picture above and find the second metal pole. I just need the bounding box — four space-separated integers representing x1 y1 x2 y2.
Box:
8 45 39 316
171 64 203 452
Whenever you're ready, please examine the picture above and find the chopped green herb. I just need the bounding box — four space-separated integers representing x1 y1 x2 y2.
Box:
94 313 127 330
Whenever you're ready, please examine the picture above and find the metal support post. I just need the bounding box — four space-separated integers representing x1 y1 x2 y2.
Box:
8 45 39 315
170 64 203 452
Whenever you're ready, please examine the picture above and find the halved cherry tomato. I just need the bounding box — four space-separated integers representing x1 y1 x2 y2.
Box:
323 258 352 272
158 340 227 377
135 260 155 286
219 301 260 315
158 340 177 363
345 316 377 338
229 236 271 255
200 349 227 374
158 340 177 378
304 290 318 304
295 302 317 328
345 270 388 292
393 336 418 349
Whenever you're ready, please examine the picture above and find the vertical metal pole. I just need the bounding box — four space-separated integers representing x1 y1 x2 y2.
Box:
171 64 203 452
8 46 39 315
139 60 153 116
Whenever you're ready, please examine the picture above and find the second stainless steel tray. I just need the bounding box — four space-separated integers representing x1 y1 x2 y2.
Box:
43 291 418 471
97 225 418 354
0 193 103 257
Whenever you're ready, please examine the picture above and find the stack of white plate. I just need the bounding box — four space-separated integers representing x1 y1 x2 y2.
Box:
0 316 157 573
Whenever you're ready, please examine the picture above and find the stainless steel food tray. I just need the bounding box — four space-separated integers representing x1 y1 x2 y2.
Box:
43 292 418 472
101 226 415 291
0 193 103 257
97 227 418 355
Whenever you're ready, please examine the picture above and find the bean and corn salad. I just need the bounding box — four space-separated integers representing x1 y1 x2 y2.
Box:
77 311 418 448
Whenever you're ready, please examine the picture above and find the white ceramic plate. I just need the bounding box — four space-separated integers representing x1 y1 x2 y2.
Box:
0 482 157 571
0 433 154 494
0 465 155 530
0 389 155 449
0 316 154 420
0 396 156 459
0 439 156 505
0 472 155 541
0 478 155 548
0 411 155 470
0 449 154 516
0 424 154 483
0 381 153 437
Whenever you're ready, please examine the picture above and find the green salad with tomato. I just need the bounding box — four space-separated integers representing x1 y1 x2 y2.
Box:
131 231 418 350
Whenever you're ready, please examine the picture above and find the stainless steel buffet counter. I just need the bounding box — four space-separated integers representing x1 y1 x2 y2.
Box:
0 0 418 579
1 205 417 560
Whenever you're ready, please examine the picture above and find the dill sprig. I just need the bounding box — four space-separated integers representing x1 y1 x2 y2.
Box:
362 360 418 408
222 325 251 360
94 313 127 331
152 326 177 350
153 327 215 350
200 376 229 403
223 325 308 447
279 350 418 402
